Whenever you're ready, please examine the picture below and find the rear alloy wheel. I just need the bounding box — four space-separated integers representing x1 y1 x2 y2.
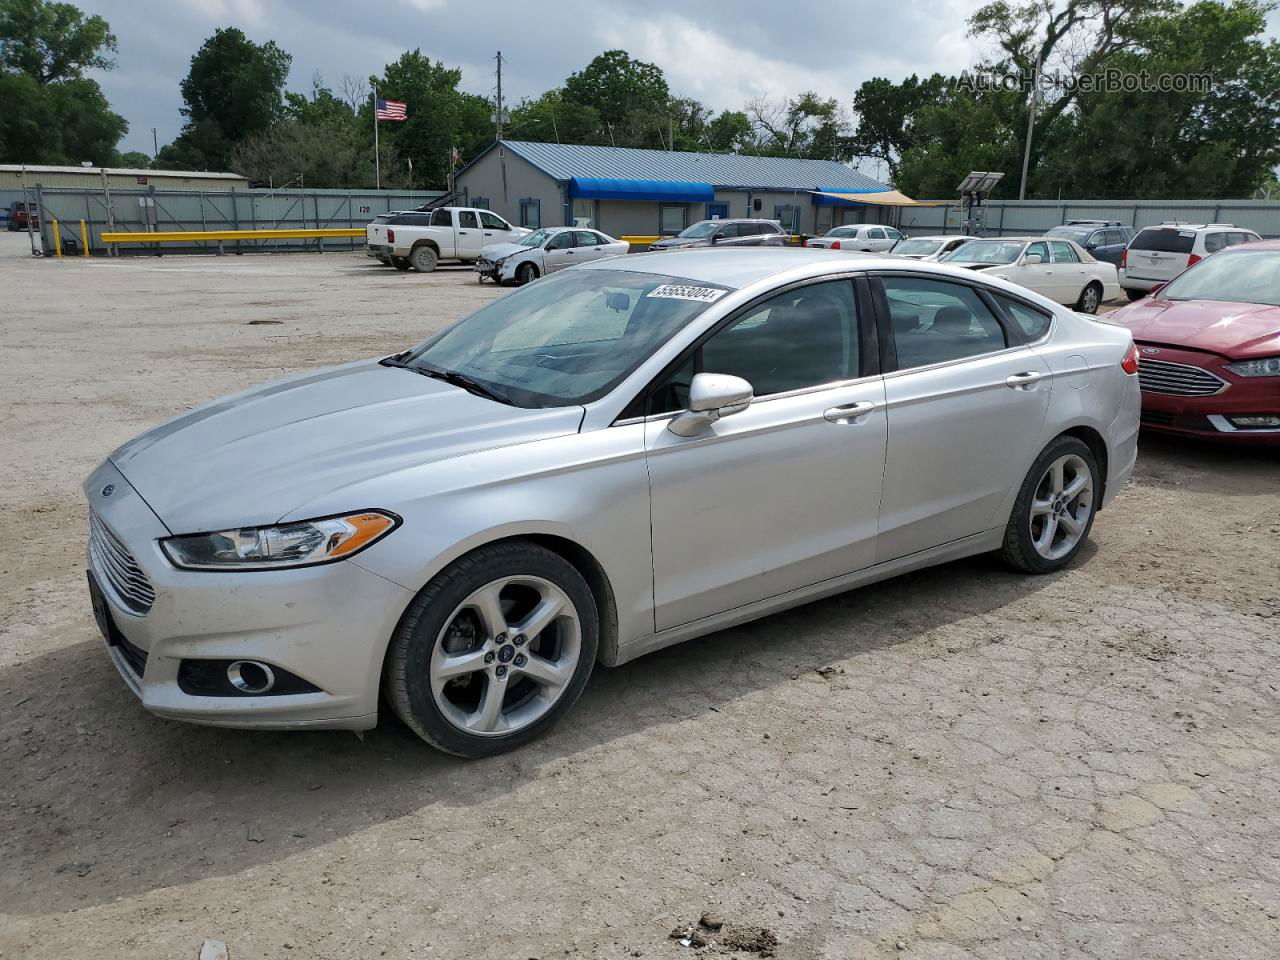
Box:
385 542 598 757
390 256 411 271
409 245 438 272
1076 282 1103 314
1000 437 1098 574
516 261 539 285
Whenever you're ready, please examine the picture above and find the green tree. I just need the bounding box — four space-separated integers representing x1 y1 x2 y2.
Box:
849 74 949 184
706 110 753 153
161 27 291 170
746 92 850 159
507 89 602 144
118 150 151 168
0 0 126 163
563 49 669 145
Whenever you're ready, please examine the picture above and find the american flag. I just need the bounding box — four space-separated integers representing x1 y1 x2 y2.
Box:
375 98 407 121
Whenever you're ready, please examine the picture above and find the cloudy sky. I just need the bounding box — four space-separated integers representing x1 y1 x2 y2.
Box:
76 0 1280 160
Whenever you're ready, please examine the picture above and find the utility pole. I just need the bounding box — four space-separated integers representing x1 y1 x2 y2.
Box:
372 81 381 190
495 51 504 142
152 127 159 158
1019 52 1041 200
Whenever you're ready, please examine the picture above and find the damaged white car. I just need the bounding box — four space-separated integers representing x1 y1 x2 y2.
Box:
477 227 630 285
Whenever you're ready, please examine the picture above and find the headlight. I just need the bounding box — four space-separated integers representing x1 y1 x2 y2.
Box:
1225 356 1280 377
162 511 400 571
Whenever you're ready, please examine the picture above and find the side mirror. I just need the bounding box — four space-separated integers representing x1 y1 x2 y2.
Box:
668 373 753 437
1022 253 1043 265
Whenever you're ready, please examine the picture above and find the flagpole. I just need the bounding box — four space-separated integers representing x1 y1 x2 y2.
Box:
372 81 381 190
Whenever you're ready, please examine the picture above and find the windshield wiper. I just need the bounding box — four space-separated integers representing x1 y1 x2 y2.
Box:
412 365 516 406
380 350 414 367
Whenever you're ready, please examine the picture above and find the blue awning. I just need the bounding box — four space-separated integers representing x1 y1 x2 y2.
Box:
569 177 715 202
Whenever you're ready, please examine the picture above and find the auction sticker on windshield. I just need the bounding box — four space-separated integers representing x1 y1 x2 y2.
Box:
646 284 728 303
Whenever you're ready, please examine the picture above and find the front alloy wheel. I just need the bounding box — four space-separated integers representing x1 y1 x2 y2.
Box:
1000 436 1098 573
385 541 598 756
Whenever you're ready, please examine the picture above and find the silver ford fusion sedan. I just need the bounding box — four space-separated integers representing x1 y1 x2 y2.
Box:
84 249 1140 757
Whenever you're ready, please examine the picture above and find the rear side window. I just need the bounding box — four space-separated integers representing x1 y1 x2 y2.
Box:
430 209 453 227
881 276 1008 370
1050 241 1080 263
458 211 479 229
1131 228 1193 253
1204 232 1227 253
573 230 600 247
1101 229 1123 245
992 293 1052 341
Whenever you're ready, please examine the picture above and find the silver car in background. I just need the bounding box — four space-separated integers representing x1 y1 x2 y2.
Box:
475 226 629 285
85 250 1140 757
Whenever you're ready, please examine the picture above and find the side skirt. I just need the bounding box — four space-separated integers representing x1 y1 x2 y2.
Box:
612 528 1004 667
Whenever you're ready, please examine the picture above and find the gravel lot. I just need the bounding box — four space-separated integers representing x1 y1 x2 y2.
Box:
2 231 1277 960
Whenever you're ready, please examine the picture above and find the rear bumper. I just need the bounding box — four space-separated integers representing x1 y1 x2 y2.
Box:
365 243 390 259
1119 272 1169 292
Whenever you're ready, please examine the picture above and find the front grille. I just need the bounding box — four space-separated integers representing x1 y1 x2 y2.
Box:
89 512 155 615
114 633 149 677
1137 358 1228 397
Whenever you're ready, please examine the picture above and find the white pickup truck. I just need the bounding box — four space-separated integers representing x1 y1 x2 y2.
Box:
365 207 529 272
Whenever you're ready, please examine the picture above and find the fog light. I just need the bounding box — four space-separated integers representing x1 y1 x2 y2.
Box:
1229 415 1280 428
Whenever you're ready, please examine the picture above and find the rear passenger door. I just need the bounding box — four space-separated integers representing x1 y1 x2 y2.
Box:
573 230 608 263
1049 240 1088 302
873 273 1052 562
455 210 484 259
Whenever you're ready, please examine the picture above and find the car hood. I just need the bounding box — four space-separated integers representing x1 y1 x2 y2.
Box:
108 360 583 533
1110 297 1280 358
649 237 700 250
480 241 531 260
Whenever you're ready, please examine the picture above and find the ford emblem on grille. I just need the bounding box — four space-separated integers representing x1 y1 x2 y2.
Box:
1141 347 1161 355
101 484 115 497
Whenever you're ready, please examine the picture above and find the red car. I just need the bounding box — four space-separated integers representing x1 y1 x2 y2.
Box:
1108 239 1280 445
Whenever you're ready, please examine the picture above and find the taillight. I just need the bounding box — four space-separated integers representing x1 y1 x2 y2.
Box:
1121 342 1139 375
830 240 841 250
1119 248 1127 269
387 229 396 243
1186 253 1201 268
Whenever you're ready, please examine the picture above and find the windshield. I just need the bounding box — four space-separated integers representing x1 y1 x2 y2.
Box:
678 221 719 239
944 240 1025 264
893 238 943 256
1161 249 1280 306
518 229 552 248
403 269 731 407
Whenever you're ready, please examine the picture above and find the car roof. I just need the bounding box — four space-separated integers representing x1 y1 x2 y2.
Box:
578 247 913 287
1219 237 1280 250
900 235 963 242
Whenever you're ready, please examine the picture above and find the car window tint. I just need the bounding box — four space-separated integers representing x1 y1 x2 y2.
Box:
478 211 507 230
1025 241 1050 262
992 293 1052 341
869 227 886 239
458 211 479 229
1102 229 1122 245
1050 240 1080 263
701 280 858 397
1131 228 1193 253
546 232 573 250
1204 232 1227 253
430 209 452 227
573 230 600 248
716 223 740 239
882 276 1008 370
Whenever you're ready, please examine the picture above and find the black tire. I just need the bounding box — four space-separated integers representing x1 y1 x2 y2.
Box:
516 261 539 285
1124 288 1146 301
409 244 438 273
999 436 1099 574
390 256 411 271
1076 281 1103 314
384 541 598 758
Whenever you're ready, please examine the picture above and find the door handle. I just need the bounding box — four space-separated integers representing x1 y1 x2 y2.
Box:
823 400 876 423
1006 371 1043 389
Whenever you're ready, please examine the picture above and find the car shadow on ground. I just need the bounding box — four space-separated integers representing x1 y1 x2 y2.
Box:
1134 431 1280 494
0 549 1071 913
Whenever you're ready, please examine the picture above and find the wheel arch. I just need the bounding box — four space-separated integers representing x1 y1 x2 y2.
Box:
411 238 440 254
1058 424 1109 507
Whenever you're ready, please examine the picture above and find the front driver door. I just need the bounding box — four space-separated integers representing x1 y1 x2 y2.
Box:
543 231 577 272
644 278 887 631
874 273 1051 561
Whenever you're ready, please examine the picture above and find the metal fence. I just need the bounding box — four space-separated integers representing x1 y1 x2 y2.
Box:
19 186 444 255
899 199 1280 238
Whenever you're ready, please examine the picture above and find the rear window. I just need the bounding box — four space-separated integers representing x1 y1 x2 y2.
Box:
1130 228 1194 253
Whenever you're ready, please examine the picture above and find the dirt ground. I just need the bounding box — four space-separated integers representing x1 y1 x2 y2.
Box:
1 231 1277 960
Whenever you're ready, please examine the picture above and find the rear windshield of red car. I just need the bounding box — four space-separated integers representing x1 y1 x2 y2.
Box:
1130 228 1194 253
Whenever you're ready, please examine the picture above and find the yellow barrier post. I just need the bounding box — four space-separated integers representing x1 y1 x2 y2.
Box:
79 219 90 256
51 219 62 258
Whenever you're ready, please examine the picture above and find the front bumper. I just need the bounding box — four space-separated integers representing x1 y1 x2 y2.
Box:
83 460 414 730
1135 345 1280 444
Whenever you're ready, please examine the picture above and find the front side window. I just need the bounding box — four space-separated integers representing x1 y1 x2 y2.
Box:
404 269 729 407
881 276 1008 370
1050 240 1079 263
1025 241 1050 263
478 211 508 230
649 280 858 413
546 232 573 251
715 223 740 239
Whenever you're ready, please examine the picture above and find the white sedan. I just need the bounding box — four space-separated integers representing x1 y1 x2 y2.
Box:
940 236 1121 313
477 227 629 285
805 224 904 253
888 235 974 261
